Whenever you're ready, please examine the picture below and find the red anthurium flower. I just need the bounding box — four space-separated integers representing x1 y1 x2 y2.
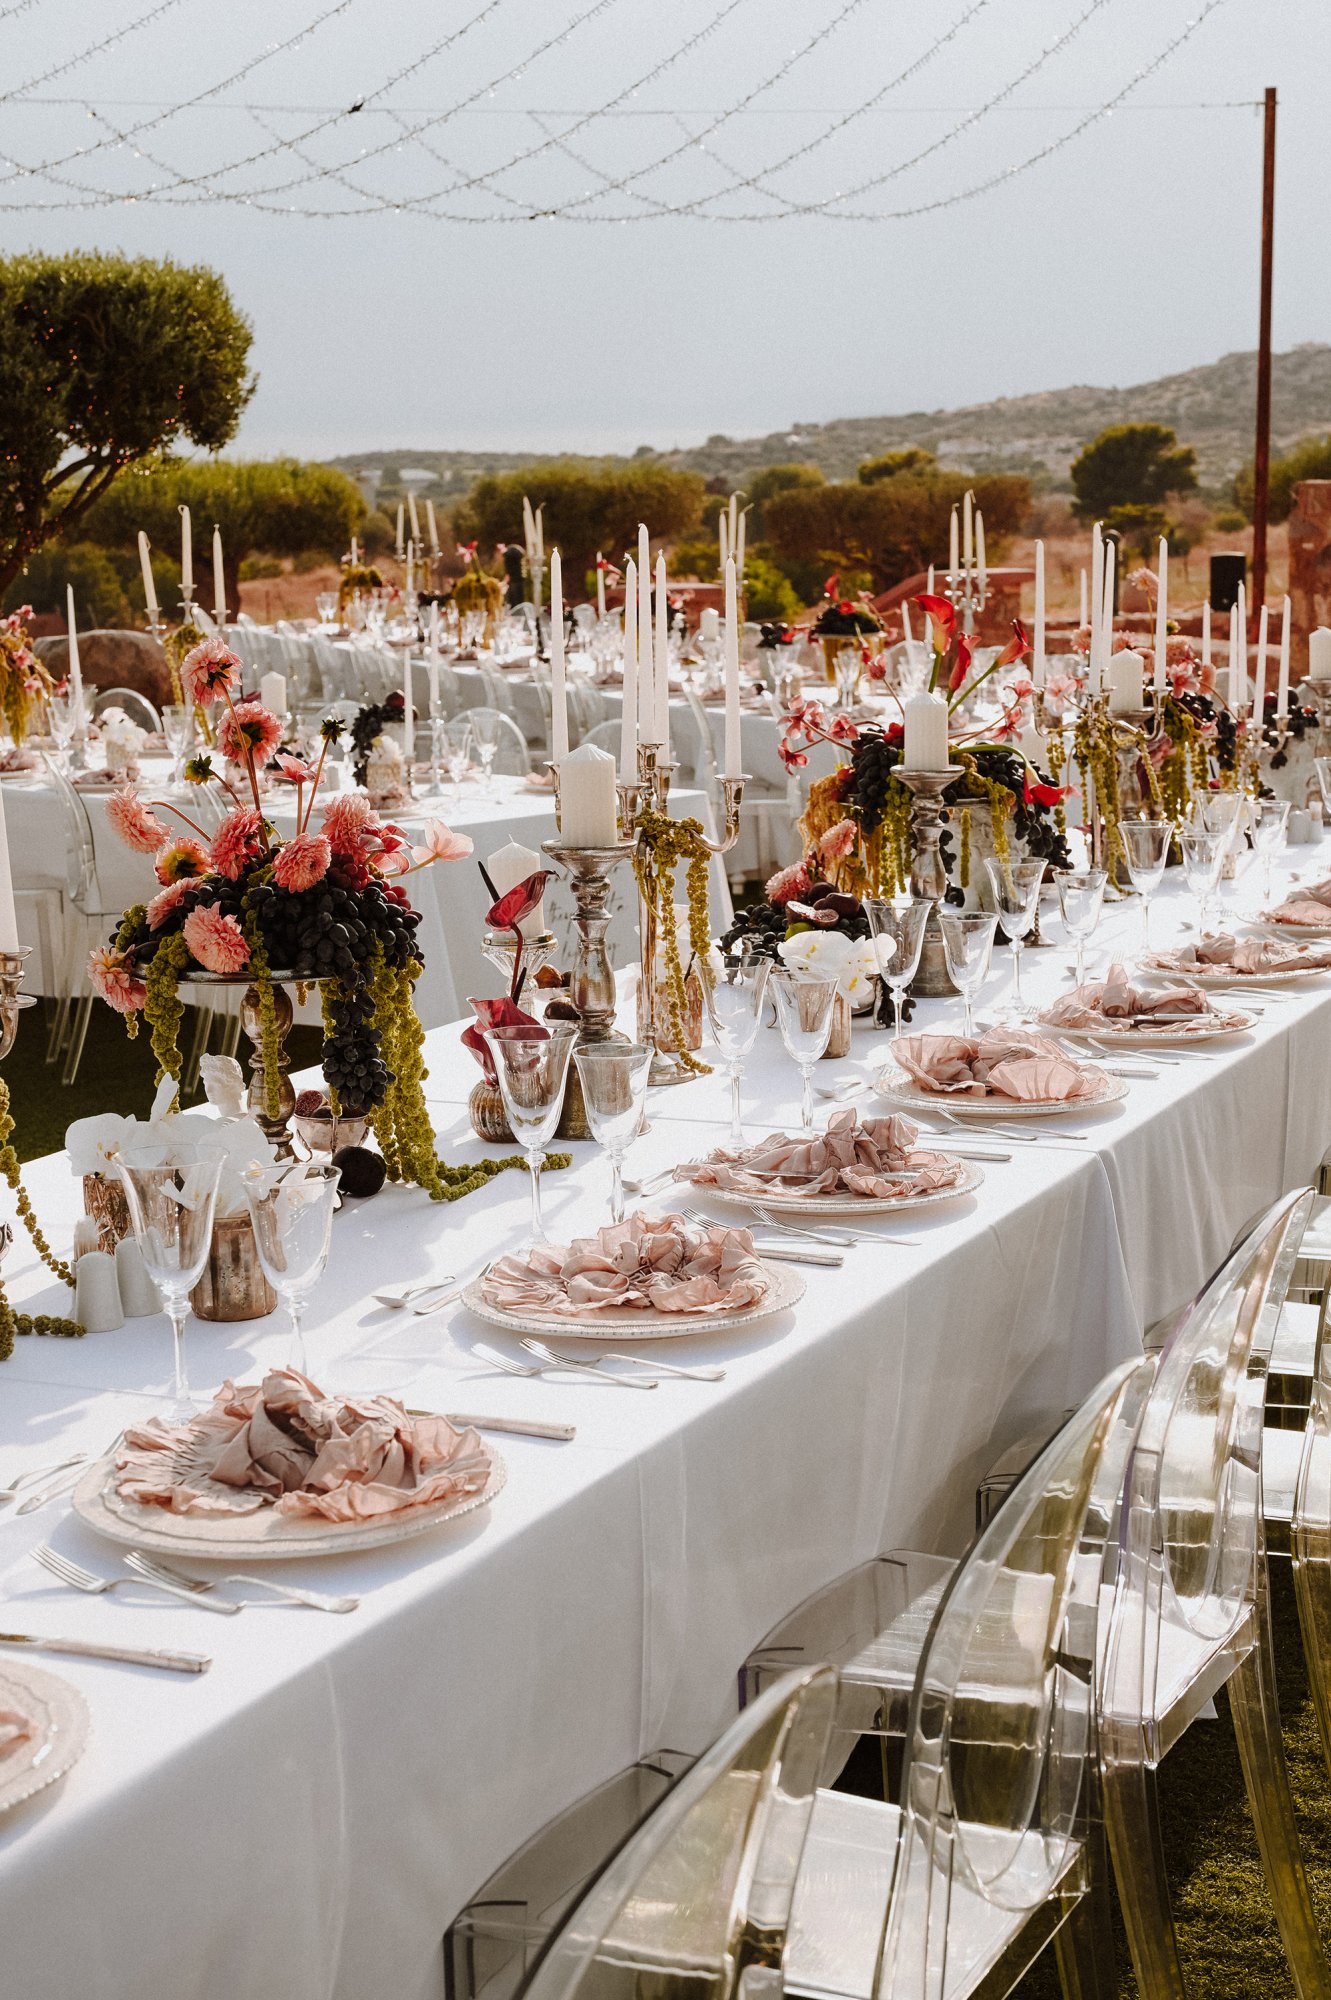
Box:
914 594 956 654
462 997 546 1085
486 871 553 937
823 572 840 599
1021 768 1071 810
992 619 1031 672
948 632 974 693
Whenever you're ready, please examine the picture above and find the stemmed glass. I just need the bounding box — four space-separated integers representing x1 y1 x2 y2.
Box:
1250 796 1291 905
485 1023 579 1245
1176 827 1224 938
704 949 771 1148
1053 866 1107 988
470 711 502 798
316 591 337 628
445 719 473 804
162 702 191 786
938 909 998 1037
770 970 839 1135
115 1155 224 1421
864 898 929 1038
573 1042 653 1223
1119 819 1172 955
244 1163 341 1377
46 691 75 771
982 858 1046 1018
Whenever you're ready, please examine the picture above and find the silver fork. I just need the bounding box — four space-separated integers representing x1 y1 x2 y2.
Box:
125 1552 358 1614
0 1452 87 1510
521 1337 660 1388
473 1341 647 1388
543 1346 725 1383
32 1543 240 1615
748 1205 921 1249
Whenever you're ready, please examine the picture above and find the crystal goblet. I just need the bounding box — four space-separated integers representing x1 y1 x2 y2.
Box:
573 1041 653 1224
1053 866 1107 988
244 1162 341 1378
770 970 839 1135
982 857 1046 1018
1250 796 1291 905
937 908 998 1038
1119 819 1172 955
704 949 771 1148
864 897 928 1038
484 1023 579 1245
161 703 192 786
115 1155 224 1421
1175 828 1224 938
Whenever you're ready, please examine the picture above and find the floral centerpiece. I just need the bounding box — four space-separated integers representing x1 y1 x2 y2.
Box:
0 607 55 745
810 575 883 683
337 561 384 621
90 636 545 1203
720 862 889 1031
453 544 505 646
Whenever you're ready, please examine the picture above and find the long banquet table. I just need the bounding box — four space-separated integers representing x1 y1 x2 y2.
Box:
2 847 1330 1998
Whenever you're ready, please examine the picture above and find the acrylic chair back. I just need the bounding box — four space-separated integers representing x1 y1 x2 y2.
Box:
877 1356 1154 1998
521 1666 838 2000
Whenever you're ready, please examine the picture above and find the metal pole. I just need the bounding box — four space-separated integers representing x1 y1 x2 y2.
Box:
1251 85 1277 629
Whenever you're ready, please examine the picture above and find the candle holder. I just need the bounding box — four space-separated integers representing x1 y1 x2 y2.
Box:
481 930 560 991
540 839 635 1137
945 568 988 637
1299 678 1331 758
1109 704 1158 822
0 949 35 1063
190 971 301 1156
893 767 962 997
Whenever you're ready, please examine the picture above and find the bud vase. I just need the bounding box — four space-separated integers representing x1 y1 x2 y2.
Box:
191 1213 277 1322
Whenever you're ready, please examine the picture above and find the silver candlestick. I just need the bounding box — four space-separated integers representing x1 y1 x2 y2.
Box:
893 766 962 997
0 948 34 1062
945 567 988 637
540 838 635 1140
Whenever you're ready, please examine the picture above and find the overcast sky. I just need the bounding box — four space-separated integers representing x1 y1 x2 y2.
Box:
0 0 1325 457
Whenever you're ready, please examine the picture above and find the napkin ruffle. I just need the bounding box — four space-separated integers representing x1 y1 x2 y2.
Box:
894 1028 1098 1102
114 1370 490 1522
676 1108 963 1200
0 1708 31 1759
484 1212 770 1317
1043 962 1213 1029
1146 932 1331 975
1268 882 1331 926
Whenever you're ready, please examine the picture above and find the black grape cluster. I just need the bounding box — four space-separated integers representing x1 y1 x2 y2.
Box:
719 900 787 958
321 981 388 1113
849 731 902 837
241 871 421 983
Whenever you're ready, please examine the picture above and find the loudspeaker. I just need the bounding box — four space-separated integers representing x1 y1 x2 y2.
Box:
1210 552 1246 612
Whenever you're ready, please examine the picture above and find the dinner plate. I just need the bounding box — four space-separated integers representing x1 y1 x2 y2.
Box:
459 1258 805 1340
1249 914 1331 942
0 1660 88 1819
1038 1009 1255 1047
690 1156 984 1216
1140 955 1330 988
71 1445 506 1561
874 1066 1129 1119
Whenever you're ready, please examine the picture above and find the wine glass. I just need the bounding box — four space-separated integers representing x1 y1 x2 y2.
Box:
1119 819 1172 955
863 898 929 1038
46 690 75 771
161 702 192 786
484 1023 579 1245
1175 827 1224 938
115 1155 224 1421
937 908 998 1038
1053 866 1107 988
445 719 473 803
573 1042 653 1223
244 1163 341 1378
704 949 771 1148
470 712 502 799
316 591 337 628
770 970 839 1135
982 857 1046 1018
1250 796 1291 905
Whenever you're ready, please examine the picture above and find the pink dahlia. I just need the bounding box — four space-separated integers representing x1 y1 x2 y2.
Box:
272 831 331 892
154 835 211 886
180 636 242 708
88 945 145 1015
182 906 250 975
217 699 283 769
320 791 373 854
818 818 858 863
209 807 267 881
765 860 812 907
106 786 169 855
146 880 196 931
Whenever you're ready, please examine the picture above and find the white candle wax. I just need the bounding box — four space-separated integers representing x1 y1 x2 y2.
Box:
1079 569 1088 629
1107 648 1145 716
723 558 742 778
557 742 619 846
962 490 973 576
405 543 414 597
1227 604 1239 707
901 690 950 770
1033 540 1046 688
900 598 913 645
637 524 654 745
213 525 226 623
619 560 638 782
522 495 535 553
700 605 719 642
407 492 421 547
1309 628 1331 681
927 564 935 596
1202 599 1211 666
535 506 544 567
180 504 192 595
1234 583 1247 709
948 508 959 581
654 552 671 760
550 548 569 762
259 671 286 718
728 493 738 555
596 553 606 621
736 508 746 584
1251 602 1268 728
1277 594 1291 718
975 511 986 597
0 779 18 953
1153 535 1168 691
488 840 545 938
426 499 440 554
719 511 729 572
65 584 85 724
395 503 404 556
350 536 359 565
402 648 414 762
138 532 158 622
1089 526 1103 692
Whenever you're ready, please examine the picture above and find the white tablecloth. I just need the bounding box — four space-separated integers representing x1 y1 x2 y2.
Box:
1 848 1330 1998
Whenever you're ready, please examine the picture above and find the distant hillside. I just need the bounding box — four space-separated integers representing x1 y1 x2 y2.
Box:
329 343 1331 502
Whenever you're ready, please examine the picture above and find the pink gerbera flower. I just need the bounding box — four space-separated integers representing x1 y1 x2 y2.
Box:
209 806 267 881
180 635 242 708
182 905 250 975
88 945 145 1014
272 831 331 893
146 880 196 930
217 699 283 769
765 860 812 907
818 819 858 863
153 836 211 886
106 786 169 855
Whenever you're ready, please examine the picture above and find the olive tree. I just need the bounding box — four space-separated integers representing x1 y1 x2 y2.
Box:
454 461 706 582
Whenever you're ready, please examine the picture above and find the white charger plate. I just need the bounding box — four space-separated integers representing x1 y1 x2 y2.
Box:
1140 954 1330 988
1249 914 1331 942
460 1259 805 1340
874 1065 1128 1120
685 1155 984 1216
1037 1009 1255 1047
0 1660 88 1819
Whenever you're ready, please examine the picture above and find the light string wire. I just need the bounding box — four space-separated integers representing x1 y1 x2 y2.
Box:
0 0 188 109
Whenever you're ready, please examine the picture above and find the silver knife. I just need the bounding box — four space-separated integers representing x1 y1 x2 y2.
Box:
444 1412 575 1442
0 1632 211 1673
754 1241 843 1267
16 1463 91 1515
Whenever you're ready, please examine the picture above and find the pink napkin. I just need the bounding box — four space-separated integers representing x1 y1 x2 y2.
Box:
1148 933 1331 975
484 1212 771 1317
676 1108 963 1200
1268 884 1331 926
114 1371 491 1522
894 1028 1098 1102
0 1709 31 1760
1044 962 1212 1029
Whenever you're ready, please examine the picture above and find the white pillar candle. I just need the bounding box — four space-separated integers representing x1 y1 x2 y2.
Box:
65 584 85 725
901 690 950 770
407 492 421 547
558 741 619 846
1033 539 1046 688
927 563 935 596
1107 648 1145 716
488 839 545 937
1251 602 1268 729
975 511 986 598
1153 535 1168 692
138 531 158 623
900 598 913 645
405 542 414 597
0 779 18 953
948 507 959 582
596 552 606 621
700 605 719 643
212 525 226 623
1088 526 1103 692
1309 628 1331 680
736 507 746 584
259 671 286 718
1202 599 1211 667
395 503 404 556
637 524 654 745
723 557 742 778
1277 594 1291 718
1079 568 1088 630
402 648 414 762
550 548 569 761
654 552 671 761
619 559 638 782
180 504 192 596
426 499 439 554
719 511 730 572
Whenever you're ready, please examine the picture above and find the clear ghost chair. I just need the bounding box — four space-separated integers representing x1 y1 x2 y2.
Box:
766 1359 1151 2000
1098 1186 1328 2000
518 1666 838 2000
